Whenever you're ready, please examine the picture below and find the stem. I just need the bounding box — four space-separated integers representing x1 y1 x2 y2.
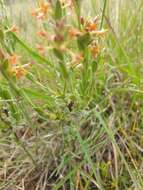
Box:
73 0 81 30
100 0 107 29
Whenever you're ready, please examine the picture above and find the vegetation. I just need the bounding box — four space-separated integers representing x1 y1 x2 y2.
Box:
0 0 143 189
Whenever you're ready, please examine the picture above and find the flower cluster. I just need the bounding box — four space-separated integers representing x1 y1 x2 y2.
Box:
5 0 107 80
31 0 107 67
8 54 32 79
31 1 50 20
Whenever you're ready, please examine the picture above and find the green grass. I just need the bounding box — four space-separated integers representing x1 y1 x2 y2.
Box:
0 0 143 189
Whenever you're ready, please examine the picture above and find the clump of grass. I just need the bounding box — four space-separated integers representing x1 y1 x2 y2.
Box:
0 0 143 189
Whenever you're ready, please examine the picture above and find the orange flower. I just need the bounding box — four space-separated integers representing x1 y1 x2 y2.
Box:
37 30 47 38
31 1 49 20
9 54 21 65
69 28 81 38
85 21 97 32
67 52 84 68
14 67 25 79
71 52 84 64
90 44 100 58
36 44 45 54
11 62 33 79
31 10 38 17
11 66 25 79
9 25 19 33
40 1 49 14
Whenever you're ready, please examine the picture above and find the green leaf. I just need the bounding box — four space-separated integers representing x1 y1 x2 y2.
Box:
7 32 52 66
92 60 98 72
53 48 64 60
2 59 9 70
0 88 11 99
77 33 91 51
59 61 68 79
72 0 82 29
23 88 54 103
55 0 62 20
53 47 68 79
0 29 4 42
